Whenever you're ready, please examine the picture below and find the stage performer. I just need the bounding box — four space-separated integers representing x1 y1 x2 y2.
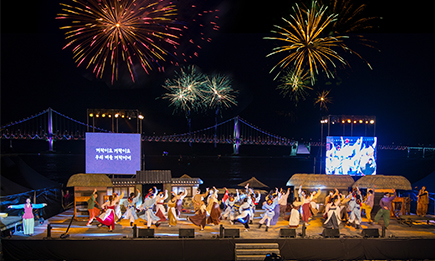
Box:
96 192 123 232
139 187 161 229
298 185 320 225
175 188 187 218
324 189 341 229
123 188 141 227
374 189 396 229
8 198 47 236
279 188 290 216
206 187 221 225
155 190 168 222
188 200 207 230
288 200 304 228
113 192 123 223
258 195 279 232
361 186 376 224
86 189 100 226
417 186 429 216
347 187 362 229
269 188 281 226
232 198 251 231
248 190 261 224
192 188 209 212
222 190 241 223
221 187 229 210
167 192 179 227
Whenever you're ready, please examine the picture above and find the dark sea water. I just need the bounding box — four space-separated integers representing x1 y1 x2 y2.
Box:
2 139 435 190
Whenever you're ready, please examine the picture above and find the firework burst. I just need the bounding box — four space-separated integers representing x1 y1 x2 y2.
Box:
57 0 183 84
277 69 313 104
315 89 332 110
203 75 238 111
264 1 348 82
161 65 206 114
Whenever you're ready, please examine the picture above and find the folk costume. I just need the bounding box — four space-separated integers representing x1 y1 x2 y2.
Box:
348 188 362 229
96 193 123 232
361 188 375 222
139 188 161 228
175 189 187 218
324 189 341 229
232 199 251 230
86 192 100 226
167 193 178 227
155 190 168 222
258 196 279 231
188 201 207 230
123 191 141 226
8 199 47 235
206 188 221 225
417 186 429 216
374 190 396 228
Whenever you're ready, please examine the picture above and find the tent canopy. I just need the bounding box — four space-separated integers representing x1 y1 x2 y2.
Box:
238 177 269 188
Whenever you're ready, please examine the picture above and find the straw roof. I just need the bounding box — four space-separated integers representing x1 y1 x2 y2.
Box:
67 173 113 187
353 175 412 190
286 174 354 190
238 177 269 188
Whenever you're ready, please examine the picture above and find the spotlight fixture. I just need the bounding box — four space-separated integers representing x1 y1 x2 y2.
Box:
89 113 93 117
138 115 144 120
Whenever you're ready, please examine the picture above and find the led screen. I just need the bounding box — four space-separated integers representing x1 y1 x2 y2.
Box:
325 136 377 176
86 133 141 174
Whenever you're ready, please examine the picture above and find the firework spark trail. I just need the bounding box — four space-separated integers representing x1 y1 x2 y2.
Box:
264 1 348 82
315 89 332 110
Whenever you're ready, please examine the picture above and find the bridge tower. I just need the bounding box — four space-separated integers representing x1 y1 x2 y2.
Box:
48 107 54 152
233 116 240 155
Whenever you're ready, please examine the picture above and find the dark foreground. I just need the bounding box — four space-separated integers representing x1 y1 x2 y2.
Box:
2 209 435 260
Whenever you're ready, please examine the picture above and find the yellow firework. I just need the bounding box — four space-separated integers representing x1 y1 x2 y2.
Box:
264 1 348 82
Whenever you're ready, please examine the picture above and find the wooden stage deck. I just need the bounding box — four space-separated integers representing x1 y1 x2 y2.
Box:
2 209 435 260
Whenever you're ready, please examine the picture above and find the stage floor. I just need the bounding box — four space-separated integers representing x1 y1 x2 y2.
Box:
6 208 435 240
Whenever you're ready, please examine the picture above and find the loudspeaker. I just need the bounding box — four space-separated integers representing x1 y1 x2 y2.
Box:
322 228 340 238
138 228 154 238
279 228 296 238
362 228 379 238
224 228 240 238
179 228 195 238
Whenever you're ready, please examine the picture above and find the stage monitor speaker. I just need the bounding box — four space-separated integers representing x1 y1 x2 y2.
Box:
322 228 340 238
179 228 195 238
279 228 296 238
138 228 154 238
362 228 379 238
224 228 240 238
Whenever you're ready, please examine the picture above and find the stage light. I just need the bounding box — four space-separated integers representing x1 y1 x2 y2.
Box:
370 120 375 124
353 120 357 124
121 115 125 118
341 120 345 124
89 113 93 117
96 114 99 118
138 115 144 120
108 114 112 118
102 114 106 118
347 119 351 123
365 121 369 124
115 113 119 118
359 120 363 123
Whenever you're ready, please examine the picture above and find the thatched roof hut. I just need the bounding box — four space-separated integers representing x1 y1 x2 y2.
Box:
67 173 113 187
286 174 354 190
353 175 412 190
238 177 269 188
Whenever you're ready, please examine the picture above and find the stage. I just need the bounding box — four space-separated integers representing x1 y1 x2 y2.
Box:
2 209 435 260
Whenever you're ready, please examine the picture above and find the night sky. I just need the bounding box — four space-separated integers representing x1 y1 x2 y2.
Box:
2 0 435 146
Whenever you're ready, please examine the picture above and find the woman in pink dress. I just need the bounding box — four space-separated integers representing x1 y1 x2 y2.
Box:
8 198 47 236
96 194 122 232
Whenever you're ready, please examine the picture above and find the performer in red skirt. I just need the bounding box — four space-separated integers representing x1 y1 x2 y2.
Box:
97 195 121 232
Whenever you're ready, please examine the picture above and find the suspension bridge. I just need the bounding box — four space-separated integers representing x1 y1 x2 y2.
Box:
1 108 434 156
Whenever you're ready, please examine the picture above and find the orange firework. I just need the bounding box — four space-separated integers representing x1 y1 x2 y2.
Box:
56 0 182 84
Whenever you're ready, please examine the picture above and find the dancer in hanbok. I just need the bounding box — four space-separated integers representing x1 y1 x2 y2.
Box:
279 188 290 216
96 193 123 232
155 190 168 222
361 186 375 224
222 190 239 223
417 186 429 216
298 185 320 225
324 189 341 229
86 189 100 226
113 193 123 223
192 188 209 212
188 200 207 230
232 198 251 231
268 188 281 226
123 188 141 227
8 198 47 236
288 198 304 228
175 188 187 218
139 187 161 228
167 192 179 227
258 195 279 232
347 187 362 229
206 187 221 225
248 190 261 224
